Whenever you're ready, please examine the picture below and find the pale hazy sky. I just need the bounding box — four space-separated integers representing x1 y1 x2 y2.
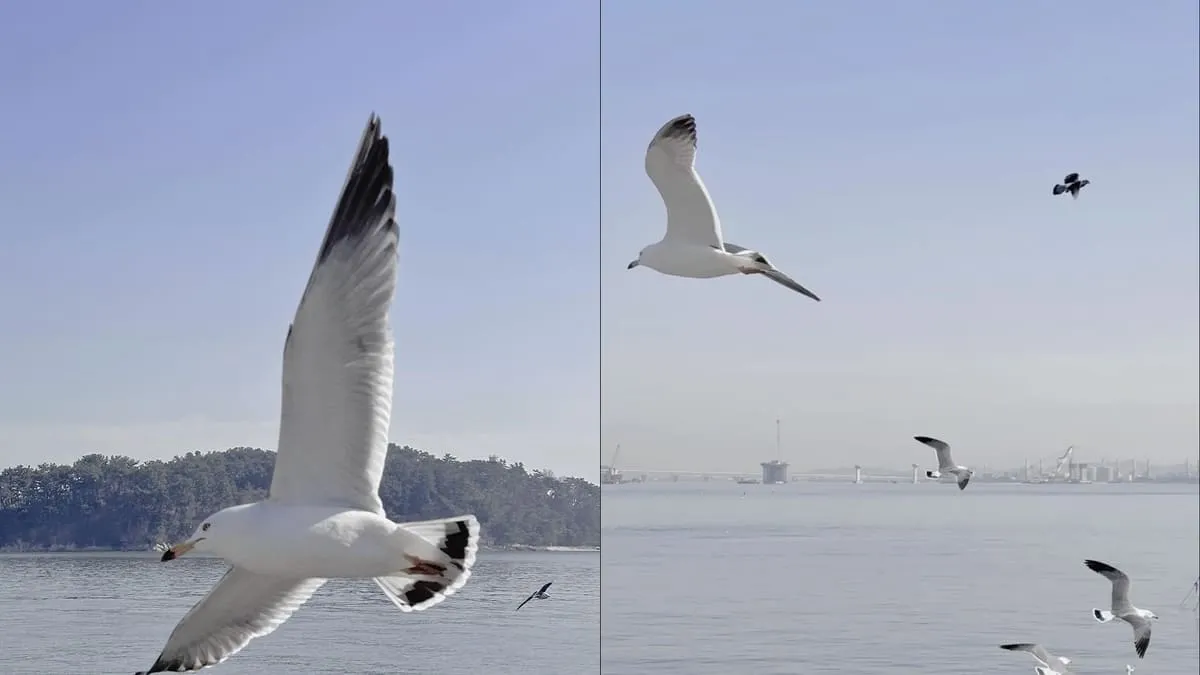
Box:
601 2 1199 473
2 3 1196 483
0 3 598 480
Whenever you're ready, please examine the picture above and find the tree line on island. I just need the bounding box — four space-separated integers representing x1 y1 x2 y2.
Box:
0 445 598 551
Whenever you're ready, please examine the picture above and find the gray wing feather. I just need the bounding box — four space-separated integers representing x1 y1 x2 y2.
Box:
1085 559 1133 611
914 436 954 469
1127 615 1151 658
999 643 1054 667
721 243 821 301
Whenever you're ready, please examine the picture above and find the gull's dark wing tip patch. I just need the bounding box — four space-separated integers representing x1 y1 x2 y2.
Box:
314 117 396 268
657 114 697 148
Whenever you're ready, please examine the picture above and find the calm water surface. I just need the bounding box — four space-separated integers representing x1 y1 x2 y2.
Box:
0 550 597 674
602 481 1199 674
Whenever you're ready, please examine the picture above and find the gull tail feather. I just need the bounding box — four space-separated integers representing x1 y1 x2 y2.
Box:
925 470 940 479
1093 608 1115 623
373 515 480 612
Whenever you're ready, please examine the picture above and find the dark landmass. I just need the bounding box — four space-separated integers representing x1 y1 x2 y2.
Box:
0 445 598 552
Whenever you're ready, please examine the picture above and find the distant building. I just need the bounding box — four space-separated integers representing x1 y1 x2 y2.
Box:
761 460 789 484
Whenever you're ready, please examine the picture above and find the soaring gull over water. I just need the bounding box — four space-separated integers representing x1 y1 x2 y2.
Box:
135 114 480 674
913 436 973 490
625 114 821 302
1084 559 1157 659
515 581 554 611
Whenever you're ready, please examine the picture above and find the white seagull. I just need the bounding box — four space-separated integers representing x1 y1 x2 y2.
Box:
998 642 1073 675
135 115 480 673
625 113 821 302
1084 559 1157 659
1125 665 1135 674
913 436 974 490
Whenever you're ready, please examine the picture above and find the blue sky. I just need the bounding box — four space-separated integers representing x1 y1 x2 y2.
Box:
601 1 1199 472
0 2 598 480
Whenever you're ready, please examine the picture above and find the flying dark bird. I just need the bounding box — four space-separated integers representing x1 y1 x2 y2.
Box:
1084 559 1158 659
1052 173 1090 199
515 581 553 611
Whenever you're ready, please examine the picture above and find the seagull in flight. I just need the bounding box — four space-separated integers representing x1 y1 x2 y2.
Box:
625 114 821 302
134 115 480 673
1084 559 1157 659
1052 172 1090 199
998 642 1073 675
515 581 553 611
913 436 973 490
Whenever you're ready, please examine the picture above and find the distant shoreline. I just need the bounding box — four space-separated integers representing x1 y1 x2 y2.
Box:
0 543 600 555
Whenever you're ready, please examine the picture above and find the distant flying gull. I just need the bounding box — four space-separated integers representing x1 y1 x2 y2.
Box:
1084 559 1157 659
135 115 480 674
1126 665 1135 674
625 114 821 302
1052 172 1090 199
516 582 553 611
913 436 974 490
1180 575 1199 611
998 642 1073 675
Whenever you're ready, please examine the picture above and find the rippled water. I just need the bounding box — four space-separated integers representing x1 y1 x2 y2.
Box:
0 550 597 674
601 481 1199 674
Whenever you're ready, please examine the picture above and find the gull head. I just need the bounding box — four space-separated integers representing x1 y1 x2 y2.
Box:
160 507 239 562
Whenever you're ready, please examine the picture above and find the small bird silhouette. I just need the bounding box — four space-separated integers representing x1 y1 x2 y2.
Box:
516 581 553 611
1052 172 1090 199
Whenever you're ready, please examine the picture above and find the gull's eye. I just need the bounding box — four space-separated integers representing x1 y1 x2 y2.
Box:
201 523 211 532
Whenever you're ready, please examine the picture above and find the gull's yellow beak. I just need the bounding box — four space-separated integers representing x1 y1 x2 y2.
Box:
160 539 200 562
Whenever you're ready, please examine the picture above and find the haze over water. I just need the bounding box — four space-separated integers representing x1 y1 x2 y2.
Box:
601 481 1199 674
0 551 597 675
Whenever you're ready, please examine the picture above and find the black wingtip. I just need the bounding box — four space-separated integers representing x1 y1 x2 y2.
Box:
998 643 1030 651
1135 635 1149 658
657 114 697 146
913 436 940 445
313 116 396 268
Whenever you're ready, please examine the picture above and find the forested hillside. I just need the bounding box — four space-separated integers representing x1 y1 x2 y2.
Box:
0 445 598 551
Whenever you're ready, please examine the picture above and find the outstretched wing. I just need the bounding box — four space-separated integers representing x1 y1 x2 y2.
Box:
914 436 954 470
269 114 399 514
1084 559 1133 612
539 581 554 594
1126 614 1151 658
999 643 1053 667
136 568 325 673
721 243 821 301
515 591 537 611
645 114 724 249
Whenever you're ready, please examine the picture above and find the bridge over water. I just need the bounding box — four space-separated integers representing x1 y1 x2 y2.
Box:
611 467 912 483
